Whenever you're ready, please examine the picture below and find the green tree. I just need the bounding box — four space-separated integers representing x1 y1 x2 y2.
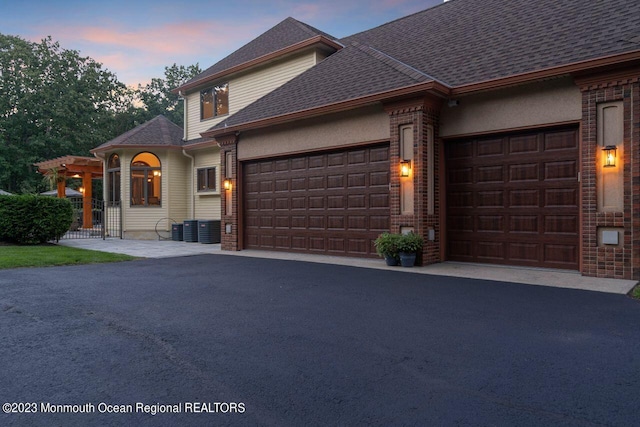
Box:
0 34 135 193
136 63 202 127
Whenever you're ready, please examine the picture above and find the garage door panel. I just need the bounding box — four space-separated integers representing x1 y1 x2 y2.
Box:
545 160 577 181
509 163 539 181
509 134 539 154
447 127 578 269
477 138 504 157
544 188 578 208
509 189 539 207
544 130 578 151
244 144 389 257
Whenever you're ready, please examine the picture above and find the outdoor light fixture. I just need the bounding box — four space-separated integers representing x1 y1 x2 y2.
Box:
223 179 232 191
71 173 81 178
400 160 411 177
603 145 617 168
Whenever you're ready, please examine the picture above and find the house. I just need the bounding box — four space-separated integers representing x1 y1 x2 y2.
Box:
92 18 339 239
96 0 640 280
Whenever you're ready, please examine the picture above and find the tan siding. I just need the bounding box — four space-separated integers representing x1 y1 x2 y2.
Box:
120 149 169 232
230 51 316 115
440 77 582 137
238 105 390 160
193 147 222 220
186 51 318 141
167 151 190 223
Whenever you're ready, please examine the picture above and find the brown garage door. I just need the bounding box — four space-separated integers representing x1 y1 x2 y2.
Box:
446 127 579 270
243 144 390 257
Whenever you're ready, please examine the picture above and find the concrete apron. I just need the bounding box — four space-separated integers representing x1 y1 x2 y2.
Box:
57 239 638 295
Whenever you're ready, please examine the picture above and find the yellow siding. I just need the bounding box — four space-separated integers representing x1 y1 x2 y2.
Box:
120 149 169 233
185 50 318 141
193 147 222 220
166 151 190 223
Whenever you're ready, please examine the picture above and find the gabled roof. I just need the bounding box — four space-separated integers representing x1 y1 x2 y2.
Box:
92 115 183 153
174 17 340 94
204 0 640 137
205 44 447 134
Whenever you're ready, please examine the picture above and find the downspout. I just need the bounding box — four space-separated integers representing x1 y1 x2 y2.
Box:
179 91 195 219
182 149 195 219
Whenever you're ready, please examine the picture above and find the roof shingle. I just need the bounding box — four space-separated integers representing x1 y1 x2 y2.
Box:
92 115 183 152
208 0 640 133
178 17 338 92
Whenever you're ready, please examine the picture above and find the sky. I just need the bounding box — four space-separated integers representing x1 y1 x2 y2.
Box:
0 0 443 88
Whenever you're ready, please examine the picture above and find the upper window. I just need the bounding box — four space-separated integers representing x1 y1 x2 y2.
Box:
197 167 216 192
107 154 121 206
130 152 161 207
201 83 229 120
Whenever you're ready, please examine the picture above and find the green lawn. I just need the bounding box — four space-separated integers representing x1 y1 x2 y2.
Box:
632 284 640 300
0 244 137 269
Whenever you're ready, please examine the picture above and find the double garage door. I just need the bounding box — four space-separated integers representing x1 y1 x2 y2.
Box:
446 127 579 270
243 144 390 257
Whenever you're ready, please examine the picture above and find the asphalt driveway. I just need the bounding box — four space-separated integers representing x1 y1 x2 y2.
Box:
1 254 639 426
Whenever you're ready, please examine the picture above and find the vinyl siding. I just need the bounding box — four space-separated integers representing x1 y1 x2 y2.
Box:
192 147 222 219
167 151 190 224
185 50 319 141
120 149 169 232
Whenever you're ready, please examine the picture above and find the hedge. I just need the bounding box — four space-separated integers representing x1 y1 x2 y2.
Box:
0 195 73 244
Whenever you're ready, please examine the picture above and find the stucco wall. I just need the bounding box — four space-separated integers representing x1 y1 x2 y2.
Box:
440 77 582 137
238 105 390 160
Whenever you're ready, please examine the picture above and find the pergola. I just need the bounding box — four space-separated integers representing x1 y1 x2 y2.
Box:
34 156 103 229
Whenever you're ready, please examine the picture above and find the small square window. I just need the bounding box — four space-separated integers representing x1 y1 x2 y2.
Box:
197 167 216 191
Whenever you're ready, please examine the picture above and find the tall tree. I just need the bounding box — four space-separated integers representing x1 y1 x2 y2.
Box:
0 34 134 193
137 63 202 127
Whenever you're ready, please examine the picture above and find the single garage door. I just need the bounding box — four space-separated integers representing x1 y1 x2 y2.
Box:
446 127 579 270
243 144 390 257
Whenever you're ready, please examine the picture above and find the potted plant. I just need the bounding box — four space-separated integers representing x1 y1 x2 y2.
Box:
397 232 423 267
374 232 402 266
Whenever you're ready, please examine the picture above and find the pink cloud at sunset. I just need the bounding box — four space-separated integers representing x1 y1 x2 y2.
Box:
1 0 442 86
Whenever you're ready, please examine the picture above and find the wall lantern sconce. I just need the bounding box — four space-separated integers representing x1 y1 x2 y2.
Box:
603 145 617 168
400 160 412 177
223 179 232 191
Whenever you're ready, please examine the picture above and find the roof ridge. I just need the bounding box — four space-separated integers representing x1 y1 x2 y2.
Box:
341 1 451 43
288 17 338 42
358 44 452 87
350 42 435 85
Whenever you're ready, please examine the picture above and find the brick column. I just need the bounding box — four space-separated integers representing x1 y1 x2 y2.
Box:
577 71 640 279
217 133 239 251
385 96 442 266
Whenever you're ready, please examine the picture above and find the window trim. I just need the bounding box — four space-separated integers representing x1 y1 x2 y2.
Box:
130 152 162 207
200 83 229 121
197 167 217 192
107 154 121 207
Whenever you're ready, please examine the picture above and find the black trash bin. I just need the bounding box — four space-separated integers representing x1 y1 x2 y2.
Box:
198 220 221 244
171 223 183 241
183 220 199 243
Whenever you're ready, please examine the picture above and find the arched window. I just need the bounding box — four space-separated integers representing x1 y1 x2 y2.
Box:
107 154 121 206
130 152 161 206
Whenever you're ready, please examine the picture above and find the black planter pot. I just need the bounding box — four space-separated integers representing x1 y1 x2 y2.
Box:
399 251 416 267
384 255 399 266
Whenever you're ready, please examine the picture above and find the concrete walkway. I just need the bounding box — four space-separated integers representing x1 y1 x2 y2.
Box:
57 238 638 295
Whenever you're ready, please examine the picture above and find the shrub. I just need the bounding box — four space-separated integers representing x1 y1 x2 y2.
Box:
397 232 424 254
0 195 73 244
374 232 402 259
